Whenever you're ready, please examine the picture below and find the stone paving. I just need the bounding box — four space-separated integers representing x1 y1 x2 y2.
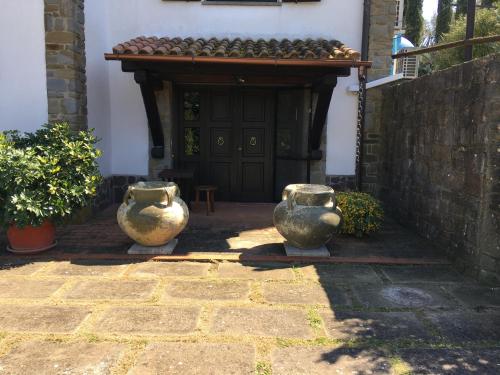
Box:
0 259 498 374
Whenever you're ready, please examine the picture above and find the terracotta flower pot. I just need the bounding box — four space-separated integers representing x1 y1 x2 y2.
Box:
6 220 57 254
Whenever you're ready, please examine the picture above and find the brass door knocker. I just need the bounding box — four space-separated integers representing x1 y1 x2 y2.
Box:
249 136 257 146
217 136 224 146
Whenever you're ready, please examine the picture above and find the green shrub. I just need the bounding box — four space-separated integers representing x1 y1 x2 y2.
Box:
336 192 384 237
0 123 102 228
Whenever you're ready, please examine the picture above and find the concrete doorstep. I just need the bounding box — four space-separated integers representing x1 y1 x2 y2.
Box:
284 242 330 257
127 239 178 255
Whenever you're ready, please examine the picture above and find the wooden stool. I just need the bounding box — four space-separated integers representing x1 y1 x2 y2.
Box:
194 185 217 215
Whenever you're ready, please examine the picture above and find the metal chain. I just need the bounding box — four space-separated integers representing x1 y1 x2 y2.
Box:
355 67 367 191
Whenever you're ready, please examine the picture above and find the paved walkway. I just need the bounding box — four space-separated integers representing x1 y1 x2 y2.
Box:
0 259 498 374
39 203 445 260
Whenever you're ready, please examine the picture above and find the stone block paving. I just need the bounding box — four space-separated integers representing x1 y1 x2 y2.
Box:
63 280 157 300
129 343 255 375
0 259 498 374
272 347 392 375
93 306 200 335
0 341 127 375
211 307 313 338
166 280 250 301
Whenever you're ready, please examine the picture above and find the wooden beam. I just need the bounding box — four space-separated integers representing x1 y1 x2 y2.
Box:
392 35 500 59
155 73 314 86
106 53 371 68
121 60 351 79
310 78 337 151
134 71 165 159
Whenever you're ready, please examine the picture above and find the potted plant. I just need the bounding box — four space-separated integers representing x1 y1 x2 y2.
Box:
0 123 102 253
335 192 384 237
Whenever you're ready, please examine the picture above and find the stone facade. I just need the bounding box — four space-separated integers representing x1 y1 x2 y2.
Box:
310 127 327 185
149 83 174 178
92 176 113 211
358 0 396 193
326 175 357 192
44 0 87 130
367 0 397 81
372 55 500 284
88 175 163 216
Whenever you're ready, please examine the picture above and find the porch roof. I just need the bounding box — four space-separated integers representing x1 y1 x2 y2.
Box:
104 36 371 161
105 36 369 68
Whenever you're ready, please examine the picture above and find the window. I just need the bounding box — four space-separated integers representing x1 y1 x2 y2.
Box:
395 0 405 30
183 92 200 121
184 128 200 156
202 0 281 5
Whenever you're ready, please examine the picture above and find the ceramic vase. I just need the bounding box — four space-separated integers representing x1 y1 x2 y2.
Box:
273 184 342 249
117 181 189 246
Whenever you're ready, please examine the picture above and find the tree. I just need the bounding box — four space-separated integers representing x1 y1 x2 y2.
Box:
456 0 468 18
482 0 498 8
404 0 424 45
436 0 453 41
433 7 500 70
459 0 499 18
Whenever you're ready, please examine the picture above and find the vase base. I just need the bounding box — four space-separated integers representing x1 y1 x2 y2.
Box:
6 241 57 255
284 242 330 257
127 239 178 255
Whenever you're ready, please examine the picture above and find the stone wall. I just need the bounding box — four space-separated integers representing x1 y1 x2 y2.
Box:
326 175 357 191
362 86 384 194
44 0 87 130
373 55 500 284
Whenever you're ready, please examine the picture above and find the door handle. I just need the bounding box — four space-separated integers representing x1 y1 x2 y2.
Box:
237 146 242 151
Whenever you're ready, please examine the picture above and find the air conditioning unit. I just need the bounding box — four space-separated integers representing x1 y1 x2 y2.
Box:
394 48 419 79
395 0 405 31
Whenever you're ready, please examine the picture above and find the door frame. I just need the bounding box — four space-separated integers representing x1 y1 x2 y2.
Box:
174 84 277 202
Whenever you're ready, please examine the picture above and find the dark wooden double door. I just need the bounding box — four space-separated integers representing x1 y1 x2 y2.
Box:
178 86 275 202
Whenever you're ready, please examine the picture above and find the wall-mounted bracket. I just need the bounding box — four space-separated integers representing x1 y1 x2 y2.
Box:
310 76 337 151
134 70 165 159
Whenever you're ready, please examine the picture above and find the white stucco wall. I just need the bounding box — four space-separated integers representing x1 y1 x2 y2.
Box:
0 0 48 133
86 0 363 176
85 1 112 176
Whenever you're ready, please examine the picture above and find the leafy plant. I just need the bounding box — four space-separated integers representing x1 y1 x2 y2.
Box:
336 192 384 237
433 6 500 70
0 123 102 228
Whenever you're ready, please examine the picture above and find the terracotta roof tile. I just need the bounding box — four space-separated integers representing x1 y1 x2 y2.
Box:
112 36 360 61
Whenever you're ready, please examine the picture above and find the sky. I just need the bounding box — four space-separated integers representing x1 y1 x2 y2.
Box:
423 0 439 22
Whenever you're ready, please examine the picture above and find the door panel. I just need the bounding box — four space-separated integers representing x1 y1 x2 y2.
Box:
235 88 275 202
210 93 232 122
209 162 232 198
242 93 266 122
178 86 274 202
242 128 265 156
210 128 232 157
274 89 309 200
241 162 265 193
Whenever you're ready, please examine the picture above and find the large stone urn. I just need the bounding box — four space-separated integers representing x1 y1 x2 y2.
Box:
273 184 342 250
117 181 189 247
